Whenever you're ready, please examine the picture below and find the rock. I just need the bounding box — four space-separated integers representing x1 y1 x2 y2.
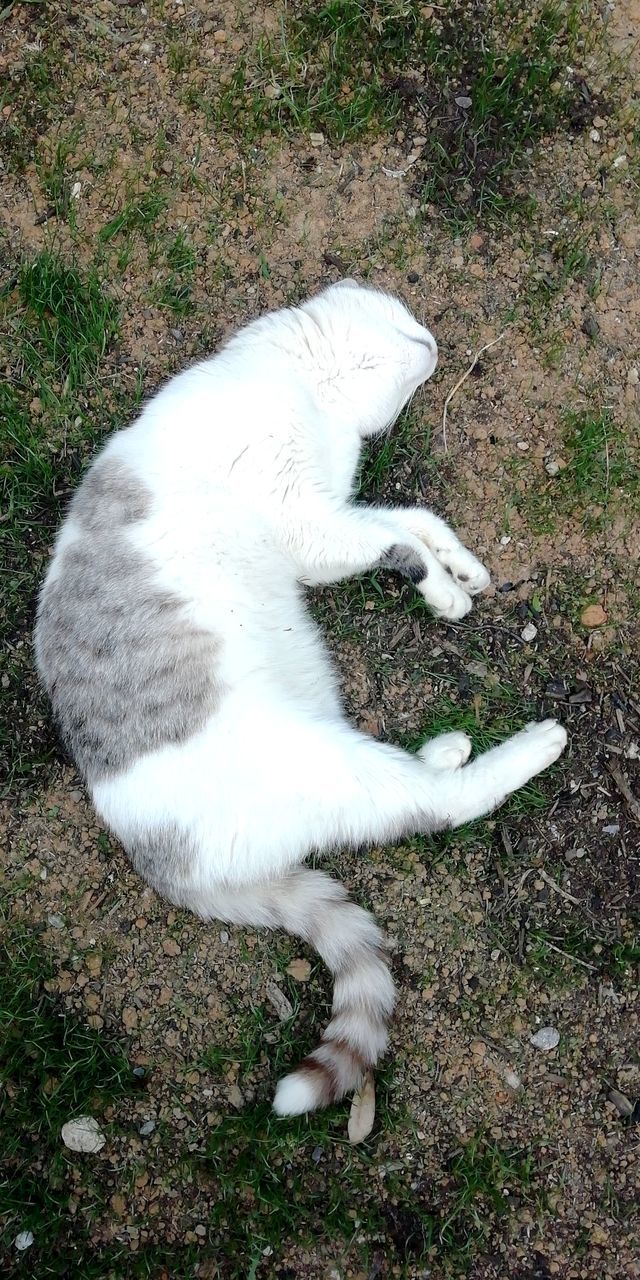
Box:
530 1026 560 1051
47 914 64 929
521 622 538 642
14 1232 34 1251
580 604 607 628
162 938 181 956
455 95 472 109
545 459 560 476
348 1072 376 1144
61 1116 106 1153
309 132 325 147
286 958 311 982
582 312 599 338
139 1120 156 1136
266 980 294 1021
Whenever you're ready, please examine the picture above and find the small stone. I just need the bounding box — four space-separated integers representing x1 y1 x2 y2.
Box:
545 459 560 476
139 40 153 55
47 914 64 929
162 938 181 956
407 270 420 283
612 153 628 168
195 1224 207 1237
516 440 529 451
503 1068 522 1091
455 95 472 109
521 622 538 642
14 1232 34 1251
468 262 484 278
139 1120 156 1136
70 181 81 199
590 128 600 141
309 132 325 147
627 367 639 385
592 115 606 129
219 929 230 944
213 29 227 43
286 958 311 982
266 980 294 1021
61 1116 106 1153
580 603 607 628
602 823 620 836
530 1026 560 1051
582 312 599 338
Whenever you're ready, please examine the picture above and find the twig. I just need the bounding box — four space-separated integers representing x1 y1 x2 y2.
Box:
441 328 510 453
537 868 582 905
607 759 640 823
540 939 597 971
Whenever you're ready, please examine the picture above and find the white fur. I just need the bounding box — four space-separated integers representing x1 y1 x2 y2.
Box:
46 281 567 1112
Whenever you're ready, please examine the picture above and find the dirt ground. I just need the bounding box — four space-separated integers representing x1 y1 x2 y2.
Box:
1 1 639 1278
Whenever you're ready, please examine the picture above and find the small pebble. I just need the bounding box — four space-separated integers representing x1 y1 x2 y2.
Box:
530 1026 560 1051
139 1120 156 1136
14 1232 34 1252
521 622 538 642
309 132 325 147
47 914 64 929
455 95 472 109
545 459 561 476
61 1116 106 1153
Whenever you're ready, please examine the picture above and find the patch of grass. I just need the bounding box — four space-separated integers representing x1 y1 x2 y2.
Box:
197 0 592 225
152 231 197 314
0 923 137 1258
514 408 637 536
194 1093 537 1274
561 410 636 518
99 188 168 243
0 251 121 787
36 124 84 224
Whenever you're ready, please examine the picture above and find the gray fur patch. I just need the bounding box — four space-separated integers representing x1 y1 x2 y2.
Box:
128 823 198 899
35 456 221 782
380 543 426 585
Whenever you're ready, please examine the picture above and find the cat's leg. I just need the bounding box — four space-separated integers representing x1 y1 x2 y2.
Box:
282 502 474 620
166 716 565 1114
386 506 491 595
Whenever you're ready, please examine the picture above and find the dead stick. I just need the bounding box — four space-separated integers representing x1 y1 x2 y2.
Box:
442 329 510 453
607 759 640 823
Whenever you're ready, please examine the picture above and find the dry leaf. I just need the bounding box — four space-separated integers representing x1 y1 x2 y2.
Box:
61 1116 106 1153
348 1071 376 1144
286 958 311 982
265 980 294 1022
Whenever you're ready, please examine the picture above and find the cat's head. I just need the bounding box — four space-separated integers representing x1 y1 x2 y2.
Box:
298 280 438 436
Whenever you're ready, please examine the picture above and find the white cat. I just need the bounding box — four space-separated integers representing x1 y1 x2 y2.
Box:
35 281 567 1115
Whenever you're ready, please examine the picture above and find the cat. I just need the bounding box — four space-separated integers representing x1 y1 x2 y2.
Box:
35 280 567 1116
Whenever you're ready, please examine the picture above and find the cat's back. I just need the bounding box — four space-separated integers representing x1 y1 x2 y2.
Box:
34 434 227 785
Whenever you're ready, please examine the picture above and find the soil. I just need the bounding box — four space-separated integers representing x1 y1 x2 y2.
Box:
1 1 639 1278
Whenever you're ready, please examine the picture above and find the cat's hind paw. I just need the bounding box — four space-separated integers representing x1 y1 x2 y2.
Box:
419 731 472 771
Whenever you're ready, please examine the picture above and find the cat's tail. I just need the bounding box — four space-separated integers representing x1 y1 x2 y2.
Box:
197 866 395 1116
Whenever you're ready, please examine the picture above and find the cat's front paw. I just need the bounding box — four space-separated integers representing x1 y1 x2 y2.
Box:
440 546 490 596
